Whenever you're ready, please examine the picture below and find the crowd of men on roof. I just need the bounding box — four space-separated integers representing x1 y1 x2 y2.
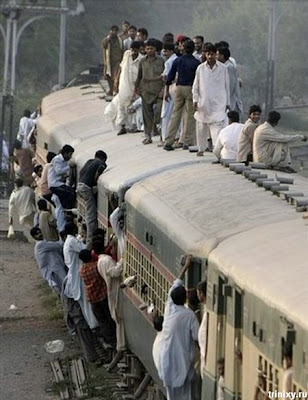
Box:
5 19 300 400
102 21 306 172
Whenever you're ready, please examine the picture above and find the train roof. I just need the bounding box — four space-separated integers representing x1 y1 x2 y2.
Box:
210 218 308 331
125 162 308 255
38 85 109 149
125 163 308 328
38 86 218 198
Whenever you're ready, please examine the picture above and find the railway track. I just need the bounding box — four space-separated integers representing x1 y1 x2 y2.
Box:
49 352 158 400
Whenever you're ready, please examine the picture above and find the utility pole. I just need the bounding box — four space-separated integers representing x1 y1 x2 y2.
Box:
0 0 84 174
265 1 284 116
59 0 67 86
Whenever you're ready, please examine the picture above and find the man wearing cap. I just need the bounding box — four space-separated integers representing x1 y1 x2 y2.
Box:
135 39 165 145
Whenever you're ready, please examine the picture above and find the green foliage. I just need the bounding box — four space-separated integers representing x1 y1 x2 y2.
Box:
38 281 63 321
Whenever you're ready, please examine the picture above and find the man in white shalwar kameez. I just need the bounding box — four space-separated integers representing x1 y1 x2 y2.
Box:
9 178 36 228
97 243 125 351
160 43 178 143
31 226 66 293
253 111 306 172
213 111 243 161
192 42 230 156
196 280 208 380
17 109 35 148
157 255 199 400
104 41 143 135
63 222 98 330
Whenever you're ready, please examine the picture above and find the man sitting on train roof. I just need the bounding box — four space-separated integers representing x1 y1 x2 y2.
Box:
157 255 199 400
237 104 262 164
213 110 243 161
253 111 307 173
48 144 76 210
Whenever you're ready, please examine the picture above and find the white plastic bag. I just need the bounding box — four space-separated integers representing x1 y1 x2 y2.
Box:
7 224 15 239
45 340 65 353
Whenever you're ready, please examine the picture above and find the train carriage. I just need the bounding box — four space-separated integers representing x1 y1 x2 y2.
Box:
123 163 308 399
36 86 308 399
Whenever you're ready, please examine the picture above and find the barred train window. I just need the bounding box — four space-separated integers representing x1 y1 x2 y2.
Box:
125 241 171 314
258 355 279 392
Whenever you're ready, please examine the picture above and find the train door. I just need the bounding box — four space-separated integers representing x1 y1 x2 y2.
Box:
221 281 243 400
216 275 227 376
234 288 243 400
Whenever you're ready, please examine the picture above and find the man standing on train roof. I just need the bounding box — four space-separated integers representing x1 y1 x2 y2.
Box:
123 25 137 51
102 25 124 96
237 105 262 164
48 144 75 210
159 42 178 146
193 35 204 62
163 40 200 151
157 255 199 400
134 38 165 145
77 150 107 248
119 20 130 41
253 111 307 173
192 42 230 156
216 47 243 119
136 28 148 43
109 41 143 136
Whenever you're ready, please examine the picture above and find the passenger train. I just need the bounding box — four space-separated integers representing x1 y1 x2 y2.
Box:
36 84 308 400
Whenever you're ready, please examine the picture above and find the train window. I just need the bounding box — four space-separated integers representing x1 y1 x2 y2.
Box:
217 277 225 315
274 369 278 389
258 355 280 393
253 321 257 336
125 239 171 314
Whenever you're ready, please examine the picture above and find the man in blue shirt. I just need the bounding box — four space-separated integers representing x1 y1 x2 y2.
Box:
163 40 200 151
48 144 75 209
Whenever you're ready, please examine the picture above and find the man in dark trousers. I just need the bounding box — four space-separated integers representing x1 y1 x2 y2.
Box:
163 40 200 151
77 150 107 247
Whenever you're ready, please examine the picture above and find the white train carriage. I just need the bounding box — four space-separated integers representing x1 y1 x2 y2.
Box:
36 86 308 399
207 218 308 400
123 162 308 399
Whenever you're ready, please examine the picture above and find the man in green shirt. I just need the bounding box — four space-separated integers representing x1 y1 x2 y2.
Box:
135 39 165 144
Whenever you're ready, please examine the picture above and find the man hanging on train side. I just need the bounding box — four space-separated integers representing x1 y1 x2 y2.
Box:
48 144 75 210
77 150 107 247
157 255 199 400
